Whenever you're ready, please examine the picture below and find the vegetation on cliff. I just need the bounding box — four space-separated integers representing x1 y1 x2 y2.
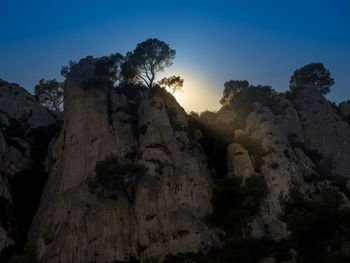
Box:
86 154 148 203
281 186 350 263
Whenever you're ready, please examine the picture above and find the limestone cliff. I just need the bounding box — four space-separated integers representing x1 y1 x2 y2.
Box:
216 84 350 241
28 57 219 262
0 80 58 259
2 59 350 262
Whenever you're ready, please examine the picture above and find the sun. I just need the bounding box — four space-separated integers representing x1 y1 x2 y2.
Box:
166 87 182 102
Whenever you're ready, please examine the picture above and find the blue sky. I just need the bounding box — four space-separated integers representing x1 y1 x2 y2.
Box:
1 0 349 112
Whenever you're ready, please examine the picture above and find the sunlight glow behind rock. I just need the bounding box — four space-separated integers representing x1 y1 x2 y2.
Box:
159 68 221 113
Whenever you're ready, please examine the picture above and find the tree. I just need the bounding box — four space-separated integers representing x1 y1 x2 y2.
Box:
220 80 250 105
87 155 148 203
206 174 269 262
94 53 124 83
120 52 141 84
281 186 350 262
289 63 334 95
122 38 176 88
158 75 184 94
34 78 64 112
60 60 77 77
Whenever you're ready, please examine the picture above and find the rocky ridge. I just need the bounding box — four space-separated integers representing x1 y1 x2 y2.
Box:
0 59 350 262
28 57 219 262
0 79 59 260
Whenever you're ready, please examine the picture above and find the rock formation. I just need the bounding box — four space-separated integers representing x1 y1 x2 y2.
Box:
0 80 59 259
28 57 219 262
212 84 350 242
1 60 350 262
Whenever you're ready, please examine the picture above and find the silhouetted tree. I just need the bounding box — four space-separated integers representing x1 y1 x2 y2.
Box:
281 186 350 262
289 63 334 95
158 75 184 94
122 38 176 88
60 60 77 77
220 80 250 104
34 78 63 112
94 53 124 83
120 52 141 84
87 155 148 203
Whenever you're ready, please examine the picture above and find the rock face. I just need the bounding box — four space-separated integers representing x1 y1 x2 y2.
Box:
227 143 254 178
29 57 218 262
215 85 350 241
292 86 350 177
0 80 58 257
340 101 350 120
3 60 349 262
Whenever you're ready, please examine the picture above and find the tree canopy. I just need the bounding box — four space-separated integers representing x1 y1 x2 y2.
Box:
60 60 77 77
121 38 176 88
34 78 64 112
220 80 250 105
87 155 148 203
289 63 334 95
94 53 124 83
158 75 184 94
281 186 350 262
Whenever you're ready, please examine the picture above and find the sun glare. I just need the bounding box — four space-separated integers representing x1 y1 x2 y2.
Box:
166 87 182 102
166 72 221 113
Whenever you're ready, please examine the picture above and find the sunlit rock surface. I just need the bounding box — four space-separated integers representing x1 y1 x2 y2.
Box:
29 57 219 262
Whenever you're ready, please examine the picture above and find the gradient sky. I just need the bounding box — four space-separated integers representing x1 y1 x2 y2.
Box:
1 0 349 112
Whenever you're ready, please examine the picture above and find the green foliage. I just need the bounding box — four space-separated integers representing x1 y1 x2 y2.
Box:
9 243 40 263
220 80 250 105
0 78 9 86
207 175 269 235
120 52 141 85
206 174 269 262
289 63 334 95
94 53 124 83
220 80 281 119
280 186 350 263
235 134 267 171
121 38 176 88
60 60 77 77
158 75 184 94
87 155 148 203
34 78 64 112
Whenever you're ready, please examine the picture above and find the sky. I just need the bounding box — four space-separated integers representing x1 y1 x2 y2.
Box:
1 0 349 112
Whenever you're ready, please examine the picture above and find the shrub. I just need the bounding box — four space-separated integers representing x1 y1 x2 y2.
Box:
206 174 269 262
87 155 148 203
280 186 350 263
9 243 40 263
207 174 269 236
221 82 283 118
